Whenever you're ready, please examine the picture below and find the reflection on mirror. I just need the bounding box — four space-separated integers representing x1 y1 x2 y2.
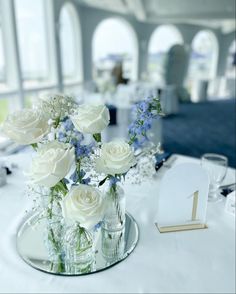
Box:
17 212 139 275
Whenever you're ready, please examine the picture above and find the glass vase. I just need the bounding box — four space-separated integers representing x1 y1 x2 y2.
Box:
146 119 161 146
63 222 95 274
102 183 126 231
101 227 125 262
40 186 65 272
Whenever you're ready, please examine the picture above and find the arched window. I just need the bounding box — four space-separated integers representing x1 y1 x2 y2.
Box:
92 18 138 83
147 25 183 83
188 30 218 80
226 40 236 78
59 3 82 85
15 0 50 89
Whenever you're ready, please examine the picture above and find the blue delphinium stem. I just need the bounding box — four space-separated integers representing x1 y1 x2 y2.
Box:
128 96 162 149
58 117 94 185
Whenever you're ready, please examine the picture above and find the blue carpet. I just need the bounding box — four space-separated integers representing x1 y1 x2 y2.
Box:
162 99 236 167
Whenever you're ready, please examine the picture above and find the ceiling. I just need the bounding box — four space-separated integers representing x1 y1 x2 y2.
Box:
78 0 236 33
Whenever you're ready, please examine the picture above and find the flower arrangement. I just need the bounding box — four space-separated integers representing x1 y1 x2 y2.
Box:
1 93 162 273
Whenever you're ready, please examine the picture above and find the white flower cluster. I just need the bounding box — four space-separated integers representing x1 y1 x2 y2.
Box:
126 144 161 184
79 153 101 185
39 93 77 122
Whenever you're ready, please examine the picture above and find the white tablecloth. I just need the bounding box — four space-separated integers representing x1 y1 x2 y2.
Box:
0 153 235 293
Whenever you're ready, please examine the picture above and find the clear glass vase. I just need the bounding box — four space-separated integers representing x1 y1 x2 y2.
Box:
102 183 126 231
40 186 65 272
63 222 95 274
101 227 125 262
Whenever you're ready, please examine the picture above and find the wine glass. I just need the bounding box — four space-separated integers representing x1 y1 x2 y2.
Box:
201 153 228 202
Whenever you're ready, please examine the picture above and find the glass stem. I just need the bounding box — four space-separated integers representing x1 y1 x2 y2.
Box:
210 183 219 198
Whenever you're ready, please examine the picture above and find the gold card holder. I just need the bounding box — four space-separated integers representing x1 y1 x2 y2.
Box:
155 222 208 233
156 191 208 233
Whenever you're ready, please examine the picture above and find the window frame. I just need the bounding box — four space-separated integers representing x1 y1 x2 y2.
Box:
0 0 63 104
14 0 56 90
59 2 83 86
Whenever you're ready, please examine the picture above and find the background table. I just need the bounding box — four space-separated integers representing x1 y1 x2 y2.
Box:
0 153 235 293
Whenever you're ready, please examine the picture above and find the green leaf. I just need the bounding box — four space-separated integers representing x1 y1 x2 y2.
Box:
93 133 101 143
31 143 38 150
98 176 108 187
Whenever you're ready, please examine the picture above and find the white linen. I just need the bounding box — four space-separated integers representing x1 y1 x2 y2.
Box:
0 153 235 294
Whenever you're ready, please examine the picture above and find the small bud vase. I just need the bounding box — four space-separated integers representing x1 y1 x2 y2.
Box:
102 182 126 231
63 222 95 274
40 187 65 272
101 227 125 262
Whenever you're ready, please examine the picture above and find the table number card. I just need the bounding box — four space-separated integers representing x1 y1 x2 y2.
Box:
156 163 209 233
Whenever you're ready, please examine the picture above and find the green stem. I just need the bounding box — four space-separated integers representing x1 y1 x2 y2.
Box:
48 227 65 272
109 182 123 226
47 187 65 272
76 160 83 184
76 226 93 253
52 118 61 140
128 134 137 145
53 117 60 129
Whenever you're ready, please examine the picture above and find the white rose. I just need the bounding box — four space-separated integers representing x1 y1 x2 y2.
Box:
62 184 104 230
96 140 136 176
71 104 110 134
39 93 77 121
28 141 75 188
1 109 49 145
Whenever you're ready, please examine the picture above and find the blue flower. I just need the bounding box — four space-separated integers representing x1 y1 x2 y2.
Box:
75 143 93 158
58 132 66 142
132 138 142 149
70 169 79 183
139 101 149 112
70 138 77 146
109 176 120 187
75 131 84 142
94 222 102 232
143 118 152 130
128 122 137 135
58 118 85 148
82 177 91 185
135 125 144 135
80 169 86 178
70 169 89 184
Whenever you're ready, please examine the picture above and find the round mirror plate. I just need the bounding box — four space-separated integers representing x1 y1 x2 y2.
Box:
16 212 139 276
